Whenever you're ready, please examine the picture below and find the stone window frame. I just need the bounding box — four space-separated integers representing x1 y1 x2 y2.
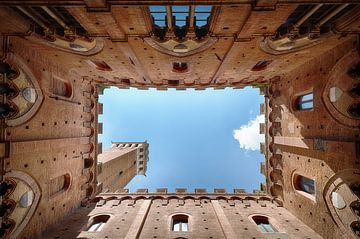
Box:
48 172 72 199
291 172 316 202
292 90 314 111
248 214 284 234
168 212 192 233
85 214 112 232
50 75 74 99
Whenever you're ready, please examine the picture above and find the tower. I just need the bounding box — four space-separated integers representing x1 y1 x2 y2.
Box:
97 142 149 192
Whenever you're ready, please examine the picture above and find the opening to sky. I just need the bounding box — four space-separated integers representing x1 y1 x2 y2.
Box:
99 87 265 193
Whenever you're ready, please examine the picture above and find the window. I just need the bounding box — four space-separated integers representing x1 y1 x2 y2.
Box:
350 201 360 217
350 221 360 237
252 216 277 233
87 215 110 232
349 83 360 98
194 6 212 27
350 183 360 198
149 5 212 39
49 174 71 197
251 60 272 71
348 103 360 118
51 77 72 98
295 92 313 110
294 174 315 196
172 6 189 27
150 6 167 27
84 158 94 169
86 60 112 71
172 214 189 232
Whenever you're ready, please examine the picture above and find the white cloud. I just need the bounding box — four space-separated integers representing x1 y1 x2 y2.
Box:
233 115 265 151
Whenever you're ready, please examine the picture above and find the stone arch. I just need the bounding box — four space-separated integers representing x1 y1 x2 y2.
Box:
4 170 41 239
322 50 359 128
49 173 71 198
323 169 360 238
5 53 44 126
32 36 104 56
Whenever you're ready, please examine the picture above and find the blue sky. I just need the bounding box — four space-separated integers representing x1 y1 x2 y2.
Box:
99 87 265 193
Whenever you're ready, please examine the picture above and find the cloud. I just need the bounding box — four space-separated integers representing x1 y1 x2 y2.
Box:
233 115 265 151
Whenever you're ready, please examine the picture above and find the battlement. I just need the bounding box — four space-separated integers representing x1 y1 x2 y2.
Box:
94 188 281 207
99 188 269 198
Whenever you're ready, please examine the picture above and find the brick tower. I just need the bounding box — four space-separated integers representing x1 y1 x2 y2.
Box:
97 142 149 192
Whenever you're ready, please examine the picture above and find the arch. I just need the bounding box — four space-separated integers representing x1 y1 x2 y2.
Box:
103 196 118 202
350 201 360 217
229 196 243 201
198 196 211 200
322 50 360 127
151 195 166 200
171 214 189 232
250 215 278 233
215 196 228 201
259 196 272 201
32 36 104 56
323 169 360 238
50 76 73 98
119 196 133 201
251 60 272 71
86 60 112 71
259 34 326 55
244 196 257 201
0 218 15 239
87 215 110 232
91 197 103 203
350 221 360 238
144 36 217 57
5 53 44 127
182 196 196 200
4 171 41 239
292 173 316 200
167 195 181 200
134 196 147 201
293 92 314 111
49 173 71 198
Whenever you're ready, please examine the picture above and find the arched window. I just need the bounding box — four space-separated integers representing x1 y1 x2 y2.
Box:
294 174 315 196
49 174 70 197
87 215 110 232
251 60 272 71
348 103 360 118
295 92 313 110
349 83 360 98
172 214 189 232
350 183 360 198
51 77 72 98
350 221 360 237
252 216 277 233
350 201 360 217
86 60 112 71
